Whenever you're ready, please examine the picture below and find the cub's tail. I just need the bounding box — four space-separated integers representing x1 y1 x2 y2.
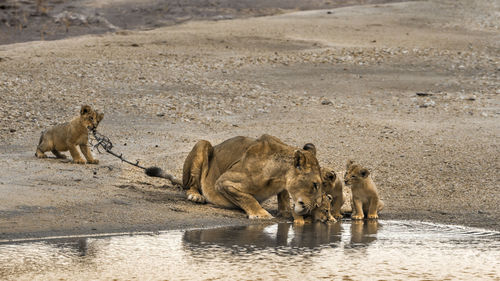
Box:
145 166 183 187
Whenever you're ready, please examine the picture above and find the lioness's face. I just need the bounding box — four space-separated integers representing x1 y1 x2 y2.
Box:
80 105 103 131
344 164 370 186
312 194 333 223
287 150 323 216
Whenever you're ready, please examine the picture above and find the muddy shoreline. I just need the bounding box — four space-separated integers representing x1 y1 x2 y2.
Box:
0 0 499 241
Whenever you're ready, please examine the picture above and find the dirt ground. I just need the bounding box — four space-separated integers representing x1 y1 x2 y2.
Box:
0 0 499 241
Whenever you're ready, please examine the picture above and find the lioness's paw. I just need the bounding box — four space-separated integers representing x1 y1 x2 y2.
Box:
72 159 86 164
352 214 364 220
88 159 99 164
367 214 379 219
187 193 206 204
248 210 273 220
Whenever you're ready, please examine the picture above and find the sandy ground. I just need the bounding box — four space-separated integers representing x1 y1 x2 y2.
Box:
0 0 499 240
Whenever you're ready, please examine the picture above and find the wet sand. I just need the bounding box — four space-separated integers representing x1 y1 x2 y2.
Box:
0 0 499 240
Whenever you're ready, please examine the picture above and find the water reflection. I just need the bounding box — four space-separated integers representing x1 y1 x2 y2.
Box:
350 220 379 245
0 220 499 280
183 222 345 252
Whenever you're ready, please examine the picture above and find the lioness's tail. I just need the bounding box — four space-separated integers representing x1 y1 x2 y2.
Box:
145 166 183 187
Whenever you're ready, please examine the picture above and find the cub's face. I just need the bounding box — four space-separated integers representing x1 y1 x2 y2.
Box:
311 194 334 223
79 105 104 131
344 164 370 186
321 170 337 193
287 150 323 216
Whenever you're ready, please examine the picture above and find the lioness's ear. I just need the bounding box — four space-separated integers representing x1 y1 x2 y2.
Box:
324 171 336 182
80 105 92 115
359 168 370 178
294 150 307 170
302 143 316 156
97 112 104 122
346 160 354 170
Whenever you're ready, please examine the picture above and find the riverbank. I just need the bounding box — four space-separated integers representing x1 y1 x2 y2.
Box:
0 0 499 240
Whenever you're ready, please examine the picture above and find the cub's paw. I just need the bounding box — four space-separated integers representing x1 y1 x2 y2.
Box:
293 217 305 225
333 213 343 220
35 152 47 158
187 192 206 204
367 213 379 219
72 159 86 164
87 159 99 165
248 210 273 220
352 214 364 220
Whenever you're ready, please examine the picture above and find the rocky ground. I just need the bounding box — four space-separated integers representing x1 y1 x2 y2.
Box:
0 0 499 240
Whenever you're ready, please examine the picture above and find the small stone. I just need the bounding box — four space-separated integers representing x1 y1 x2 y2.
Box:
416 92 432 97
9 128 16 133
321 99 333 105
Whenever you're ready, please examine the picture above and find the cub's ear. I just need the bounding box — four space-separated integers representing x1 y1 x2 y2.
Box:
294 150 307 170
359 168 370 178
97 112 104 122
346 159 355 170
302 143 316 156
80 105 92 115
326 194 333 202
324 170 336 182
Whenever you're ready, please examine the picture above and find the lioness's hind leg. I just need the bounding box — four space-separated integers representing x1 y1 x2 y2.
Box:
216 173 273 219
183 140 213 204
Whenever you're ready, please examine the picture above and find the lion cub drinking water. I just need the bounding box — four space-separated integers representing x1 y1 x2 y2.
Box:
344 160 384 220
35 105 104 164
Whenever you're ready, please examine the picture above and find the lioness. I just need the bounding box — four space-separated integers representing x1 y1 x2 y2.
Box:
147 134 323 219
35 105 104 164
344 160 384 219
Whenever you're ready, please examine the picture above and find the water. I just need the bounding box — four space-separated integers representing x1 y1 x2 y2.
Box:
1 220 499 280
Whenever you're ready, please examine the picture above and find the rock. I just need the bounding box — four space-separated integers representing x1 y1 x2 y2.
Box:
321 99 333 105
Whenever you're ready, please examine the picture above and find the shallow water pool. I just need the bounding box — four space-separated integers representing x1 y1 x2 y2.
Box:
1 220 499 280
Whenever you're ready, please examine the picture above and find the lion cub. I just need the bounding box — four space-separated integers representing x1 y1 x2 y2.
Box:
344 160 384 220
293 193 335 224
35 105 104 164
322 169 346 220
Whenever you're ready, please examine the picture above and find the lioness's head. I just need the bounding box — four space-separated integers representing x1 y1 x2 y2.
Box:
344 160 370 185
287 144 323 216
79 105 103 131
311 193 334 223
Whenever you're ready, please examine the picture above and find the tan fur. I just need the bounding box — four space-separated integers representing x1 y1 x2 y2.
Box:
35 105 104 164
293 193 335 224
344 160 384 220
321 169 345 220
180 134 323 219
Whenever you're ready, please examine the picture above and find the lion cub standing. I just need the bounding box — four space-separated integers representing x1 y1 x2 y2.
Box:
344 160 384 220
322 169 346 220
35 105 104 164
